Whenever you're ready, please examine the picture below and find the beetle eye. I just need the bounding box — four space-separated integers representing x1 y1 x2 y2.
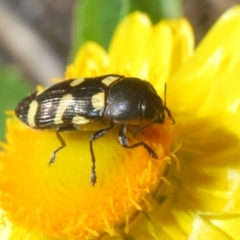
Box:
141 92 164 123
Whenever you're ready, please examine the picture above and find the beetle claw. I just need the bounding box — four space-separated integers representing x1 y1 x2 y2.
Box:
49 154 56 165
150 151 158 159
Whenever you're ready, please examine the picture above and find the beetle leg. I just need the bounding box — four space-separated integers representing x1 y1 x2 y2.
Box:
90 122 115 186
118 124 158 159
49 127 66 165
49 126 76 165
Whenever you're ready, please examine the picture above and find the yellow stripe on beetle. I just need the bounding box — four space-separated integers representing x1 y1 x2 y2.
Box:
54 94 73 124
27 100 38 127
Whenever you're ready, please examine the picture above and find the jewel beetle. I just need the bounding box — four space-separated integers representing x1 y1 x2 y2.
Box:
15 74 174 185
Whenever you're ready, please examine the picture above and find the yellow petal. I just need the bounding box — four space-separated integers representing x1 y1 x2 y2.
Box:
152 18 194 95
168 6 240 117
167 18 194 80
211 215 240 240
146 21 173 90
66 42 109 78
109 12 152 77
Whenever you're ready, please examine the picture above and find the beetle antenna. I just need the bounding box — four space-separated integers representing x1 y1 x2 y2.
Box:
164 83 175 125
132 122 155 135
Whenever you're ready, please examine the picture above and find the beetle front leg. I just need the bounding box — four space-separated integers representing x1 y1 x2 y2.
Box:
90 122 115 186
118 124 158 159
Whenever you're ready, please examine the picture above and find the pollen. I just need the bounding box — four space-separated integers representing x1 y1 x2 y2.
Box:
0 116 173 239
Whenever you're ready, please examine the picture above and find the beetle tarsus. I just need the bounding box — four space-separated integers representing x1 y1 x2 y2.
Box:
90 171 97 186
49 153 56 165
145 146 158 159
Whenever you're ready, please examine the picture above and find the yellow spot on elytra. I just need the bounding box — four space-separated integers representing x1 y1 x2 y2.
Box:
91 92 105 110
102 75 121 86
27 100 38 127
70 78 84 87
54 94 73 124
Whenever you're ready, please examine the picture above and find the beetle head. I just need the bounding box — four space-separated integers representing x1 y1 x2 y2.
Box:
140 91 165 124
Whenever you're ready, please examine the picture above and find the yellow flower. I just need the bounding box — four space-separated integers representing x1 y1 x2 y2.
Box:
1 6 240 240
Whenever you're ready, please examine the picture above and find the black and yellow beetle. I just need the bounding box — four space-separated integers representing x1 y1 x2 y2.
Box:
15 74 174 185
